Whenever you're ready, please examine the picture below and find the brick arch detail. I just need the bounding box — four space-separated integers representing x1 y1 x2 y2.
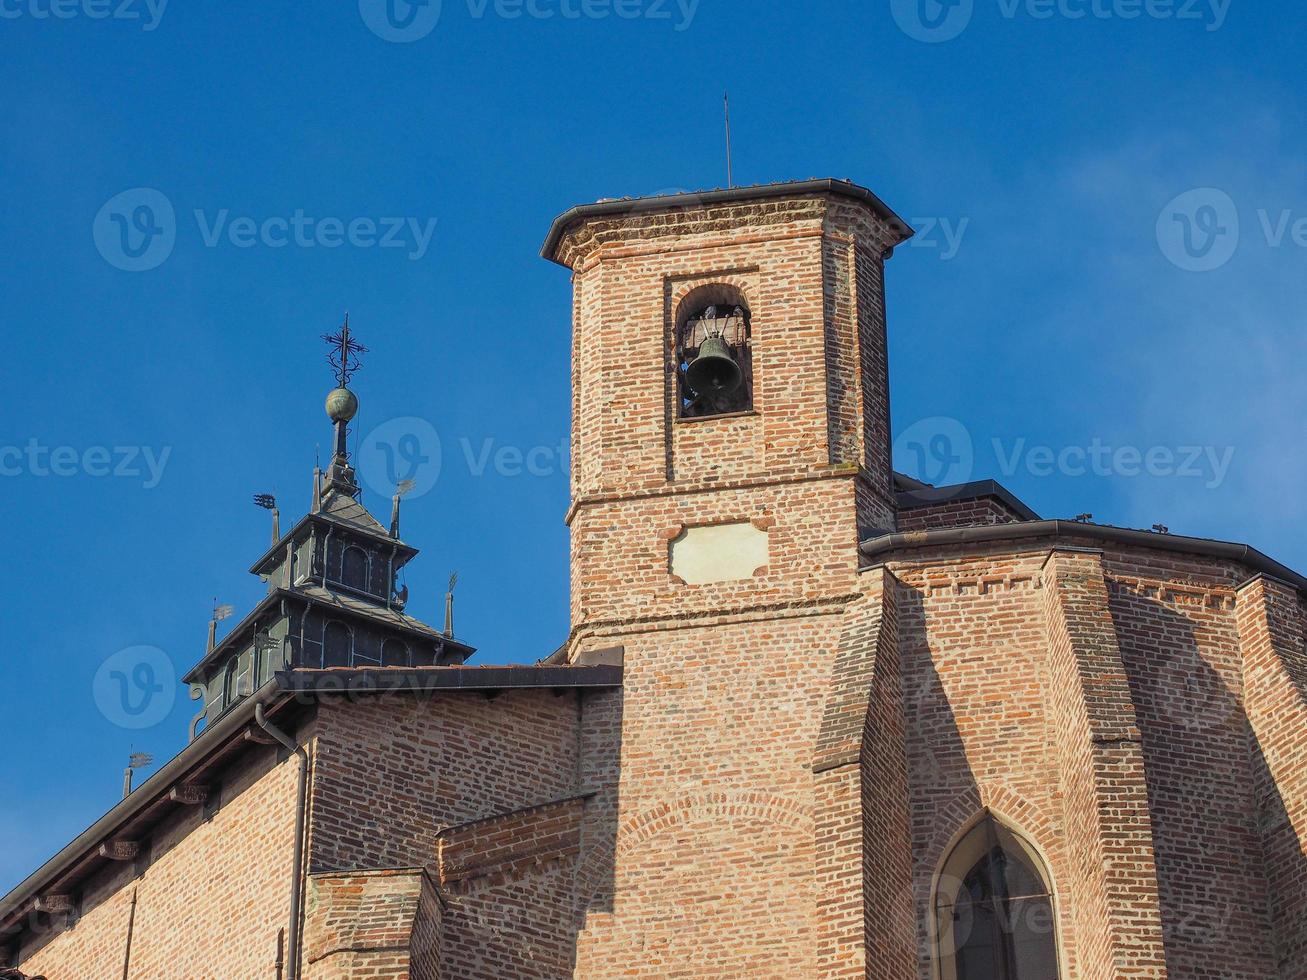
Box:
615 792 809 858
670 276 756 325
918 785 1061 888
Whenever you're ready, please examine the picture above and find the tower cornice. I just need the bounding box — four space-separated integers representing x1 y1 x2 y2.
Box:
541 178 914 268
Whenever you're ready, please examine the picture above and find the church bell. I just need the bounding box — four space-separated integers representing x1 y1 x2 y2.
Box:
684 334 743 396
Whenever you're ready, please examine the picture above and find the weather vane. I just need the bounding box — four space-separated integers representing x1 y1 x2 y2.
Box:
321 313 368 387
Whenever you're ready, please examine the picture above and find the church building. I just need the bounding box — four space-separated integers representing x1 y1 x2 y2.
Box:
3 179 1306 979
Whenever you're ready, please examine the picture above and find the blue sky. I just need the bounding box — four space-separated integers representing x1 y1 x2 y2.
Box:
2 0 1303 891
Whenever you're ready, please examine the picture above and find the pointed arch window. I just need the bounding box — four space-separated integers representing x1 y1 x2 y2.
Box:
222 659 239 712
381 638 410 667
322 620 353 668
934 815 1060 980
341 545 371 592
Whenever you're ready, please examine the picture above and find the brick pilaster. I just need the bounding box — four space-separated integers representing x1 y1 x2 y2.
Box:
813 568 914 979
1237 574 1307 978
302 868 441 980
1041 549 1167 979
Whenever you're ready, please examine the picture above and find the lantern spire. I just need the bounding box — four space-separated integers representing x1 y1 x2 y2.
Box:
321 315 367 497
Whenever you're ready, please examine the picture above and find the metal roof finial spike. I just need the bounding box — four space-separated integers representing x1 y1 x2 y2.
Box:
321 319 366 499
208 599 234 654
444 571 458 638
724 91 734 189
122 751 153 799
322 315 368 389
391 479 416 538
254 493 279 544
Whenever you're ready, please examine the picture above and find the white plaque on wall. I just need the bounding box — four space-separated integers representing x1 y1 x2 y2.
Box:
669 522 769 585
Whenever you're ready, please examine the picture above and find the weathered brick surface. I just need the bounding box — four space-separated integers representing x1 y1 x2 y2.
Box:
302 868 440 979
1238 576 1307 978
437 797 589 978
571 616 841 978
1109 556 1277 979
896 495 1028 532
438 796 587 886
1042 549 1167 979
812 568 915 979
17 738 301 979
309 689 583 875
874 538 1298 980
888 548 1077 978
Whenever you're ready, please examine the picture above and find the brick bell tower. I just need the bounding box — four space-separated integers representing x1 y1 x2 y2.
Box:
543 180 913 974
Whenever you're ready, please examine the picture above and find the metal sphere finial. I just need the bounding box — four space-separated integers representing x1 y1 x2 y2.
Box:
325 387 359 422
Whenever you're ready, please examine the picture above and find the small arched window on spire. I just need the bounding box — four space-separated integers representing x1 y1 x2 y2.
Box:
381 638 410 667
676 286 753 419
934 815 1060 980
341 545 370 593
222 659 239 713
322 620 353 668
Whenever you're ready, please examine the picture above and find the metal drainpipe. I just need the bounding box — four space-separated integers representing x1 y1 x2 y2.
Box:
121 887 138 979
255 702 310 980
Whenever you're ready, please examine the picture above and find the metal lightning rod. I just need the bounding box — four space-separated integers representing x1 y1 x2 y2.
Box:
724 91 734 188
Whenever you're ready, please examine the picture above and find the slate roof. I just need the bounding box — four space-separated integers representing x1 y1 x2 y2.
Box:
181 584 474 684
293 583 453 642
320 487 389 536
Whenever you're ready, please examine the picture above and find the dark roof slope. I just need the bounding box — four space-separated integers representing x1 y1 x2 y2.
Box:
861 519 1307 595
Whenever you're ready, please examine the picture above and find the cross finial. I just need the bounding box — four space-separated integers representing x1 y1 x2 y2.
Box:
322 313 368 387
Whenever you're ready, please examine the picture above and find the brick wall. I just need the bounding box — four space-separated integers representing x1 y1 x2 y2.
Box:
888 548 1077 977
877 538 1295 980
896 495 1030 532
811 567 915 979
1109 554 1277 978
302 868 440 979
1042 549 1168 979
14 684 618 980
17 736 302 979
309 689 583 875
309 688 622 979
1238 575 1307 977
437 796 588 978
571 616 843 978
